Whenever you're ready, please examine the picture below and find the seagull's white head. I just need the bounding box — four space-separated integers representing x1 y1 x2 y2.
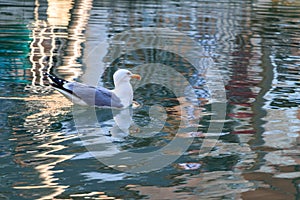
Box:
113 69 141 85
112 69 141 108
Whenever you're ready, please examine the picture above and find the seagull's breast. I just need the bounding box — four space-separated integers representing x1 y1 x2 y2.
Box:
112 82 134 108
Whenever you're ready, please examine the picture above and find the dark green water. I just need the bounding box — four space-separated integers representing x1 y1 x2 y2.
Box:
1 0 300 199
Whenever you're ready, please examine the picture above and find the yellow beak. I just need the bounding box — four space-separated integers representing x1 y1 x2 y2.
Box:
130 74 141 80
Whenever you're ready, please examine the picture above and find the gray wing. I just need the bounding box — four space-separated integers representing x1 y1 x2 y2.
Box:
65 82 123 108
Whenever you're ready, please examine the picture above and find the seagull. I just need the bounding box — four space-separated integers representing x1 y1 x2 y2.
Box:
44 69 141 108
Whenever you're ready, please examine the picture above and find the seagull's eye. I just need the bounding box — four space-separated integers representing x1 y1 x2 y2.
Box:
127 72 131 76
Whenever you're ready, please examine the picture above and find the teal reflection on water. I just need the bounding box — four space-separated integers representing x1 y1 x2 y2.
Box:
0 23 32 84
0 0 300 199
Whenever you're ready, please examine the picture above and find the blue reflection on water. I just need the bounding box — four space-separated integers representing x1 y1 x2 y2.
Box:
0 0 300 199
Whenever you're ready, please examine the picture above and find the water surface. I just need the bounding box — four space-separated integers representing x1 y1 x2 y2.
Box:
0 0 300 199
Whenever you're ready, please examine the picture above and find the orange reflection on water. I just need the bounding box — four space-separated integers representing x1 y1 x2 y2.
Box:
16 0 93 198
29 0 92 89
13 92 75 199
14 135 74 199
62 0 93 79
127 171 255 200
47 0 73 27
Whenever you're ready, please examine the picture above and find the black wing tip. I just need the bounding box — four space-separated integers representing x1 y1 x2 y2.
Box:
43 72 74 95
44 72 69 87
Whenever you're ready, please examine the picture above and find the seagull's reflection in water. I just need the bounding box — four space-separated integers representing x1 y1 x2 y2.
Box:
72 104 138 160
109 107 133 141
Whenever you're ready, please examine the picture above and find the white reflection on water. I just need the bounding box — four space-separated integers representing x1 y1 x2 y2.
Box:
127 171 256 200
28 0 92 91
13 0 92 199
2 0 300 199
12 93 74 199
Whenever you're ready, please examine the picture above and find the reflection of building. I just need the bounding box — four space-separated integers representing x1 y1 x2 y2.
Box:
242 0 300 198
28 0 93 89
4 0 300 199
96 1 256 198
128 170 254 200
0 0 34 89
81 2 110 85
12 0 93 199
29 0 72 88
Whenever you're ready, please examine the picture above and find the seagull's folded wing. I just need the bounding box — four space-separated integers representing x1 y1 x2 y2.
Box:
64 82 123 108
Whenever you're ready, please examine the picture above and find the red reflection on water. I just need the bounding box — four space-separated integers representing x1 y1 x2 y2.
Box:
225 35 260 135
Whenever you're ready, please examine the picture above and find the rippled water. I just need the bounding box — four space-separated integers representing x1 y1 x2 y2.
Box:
1 0 300 199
